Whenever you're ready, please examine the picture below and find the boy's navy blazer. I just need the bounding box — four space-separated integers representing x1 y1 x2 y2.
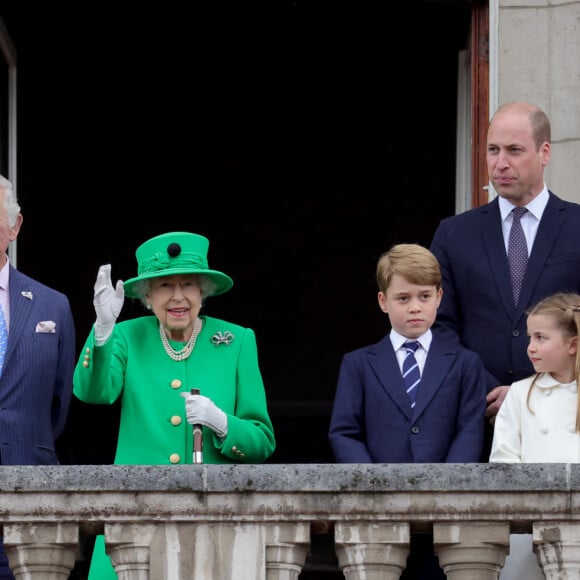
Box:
0 265 75 465
328 329 486 464
430 191 580 391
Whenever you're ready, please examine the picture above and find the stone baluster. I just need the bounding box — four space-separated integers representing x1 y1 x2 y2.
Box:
534 521 580 579
105 523 156 580
434 522 510 580
265 522 310 580
4 522 78 580
334 522 410 580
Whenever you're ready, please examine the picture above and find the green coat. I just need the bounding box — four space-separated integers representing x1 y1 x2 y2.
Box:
73 314 276 579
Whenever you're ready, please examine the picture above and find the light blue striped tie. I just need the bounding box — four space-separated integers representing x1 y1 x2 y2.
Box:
402 340 421 408
0 306 8 376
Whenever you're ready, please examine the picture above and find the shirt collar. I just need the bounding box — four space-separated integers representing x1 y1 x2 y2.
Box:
498 185 549 222
535 372 577 390
0 256 9 292
390 328 432 352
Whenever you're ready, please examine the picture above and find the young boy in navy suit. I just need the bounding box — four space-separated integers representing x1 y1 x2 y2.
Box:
328 243 487 580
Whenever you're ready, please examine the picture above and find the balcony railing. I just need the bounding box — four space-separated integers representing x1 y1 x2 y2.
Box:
0 463 578 579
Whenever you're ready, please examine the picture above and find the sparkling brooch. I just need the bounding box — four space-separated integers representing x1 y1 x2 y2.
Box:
211 331 234 346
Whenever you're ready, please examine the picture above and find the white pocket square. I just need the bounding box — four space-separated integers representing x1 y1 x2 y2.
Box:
35 321 56 333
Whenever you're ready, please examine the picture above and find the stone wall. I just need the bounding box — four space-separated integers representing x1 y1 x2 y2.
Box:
494 0 580 203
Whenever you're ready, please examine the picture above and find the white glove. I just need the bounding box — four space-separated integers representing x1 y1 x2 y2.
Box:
93 264 125 346
180 392 228 438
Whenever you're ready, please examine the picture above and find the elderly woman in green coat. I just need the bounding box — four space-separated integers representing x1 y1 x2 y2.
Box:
73 231 276 580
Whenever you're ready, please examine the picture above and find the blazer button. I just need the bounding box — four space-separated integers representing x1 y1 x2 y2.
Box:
512 329 520 337
170 379 182 389
169 453 181 464
411 426 420 434
170 415 182 426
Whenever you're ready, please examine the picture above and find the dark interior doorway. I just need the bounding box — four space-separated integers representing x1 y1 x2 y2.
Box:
1 2 469 469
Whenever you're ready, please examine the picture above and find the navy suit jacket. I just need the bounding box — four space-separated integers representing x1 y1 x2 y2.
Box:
328 331 487 463
430 191 580 392
0 266 75 465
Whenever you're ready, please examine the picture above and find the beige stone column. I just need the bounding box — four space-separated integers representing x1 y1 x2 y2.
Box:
495 0 580 203
105 523 156 580
334 522 410 580
265 522 310 580
4 522 78 580
434 522 510 580
534 521 580 579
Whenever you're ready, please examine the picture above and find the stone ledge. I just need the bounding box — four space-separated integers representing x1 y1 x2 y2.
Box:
0 463 576 492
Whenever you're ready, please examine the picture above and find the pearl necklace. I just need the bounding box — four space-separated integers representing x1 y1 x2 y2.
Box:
159 317 202 361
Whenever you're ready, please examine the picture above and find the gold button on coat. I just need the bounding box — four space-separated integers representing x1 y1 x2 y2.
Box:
169 453 181 464
170 379 182 389
170 415 182 426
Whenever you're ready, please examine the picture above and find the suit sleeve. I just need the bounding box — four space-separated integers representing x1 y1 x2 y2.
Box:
444 350 487 462
51 294 76 440
430 220 502 392
73 326 125 405
328 353 373 463
430 220 461 336
217 327 276 463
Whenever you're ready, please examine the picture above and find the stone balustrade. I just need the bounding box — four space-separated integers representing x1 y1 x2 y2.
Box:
0 463 578 579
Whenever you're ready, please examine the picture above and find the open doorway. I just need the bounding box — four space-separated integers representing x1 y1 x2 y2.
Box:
1 1 475 465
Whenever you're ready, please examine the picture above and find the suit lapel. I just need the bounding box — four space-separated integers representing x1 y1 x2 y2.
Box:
5 269 35 365
368 337 412 419
480 199 515 317
412 339 454 418
517 192 563 313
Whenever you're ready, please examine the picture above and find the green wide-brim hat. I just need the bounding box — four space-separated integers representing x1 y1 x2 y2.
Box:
123 232 234 299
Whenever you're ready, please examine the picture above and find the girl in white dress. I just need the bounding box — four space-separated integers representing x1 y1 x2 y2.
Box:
490 292 580 578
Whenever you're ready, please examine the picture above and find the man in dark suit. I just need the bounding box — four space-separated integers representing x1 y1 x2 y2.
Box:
329 243 487 579
430 101 580 458
0 175 76 579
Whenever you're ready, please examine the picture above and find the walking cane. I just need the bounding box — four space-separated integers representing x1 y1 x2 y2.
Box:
191 388 203 464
